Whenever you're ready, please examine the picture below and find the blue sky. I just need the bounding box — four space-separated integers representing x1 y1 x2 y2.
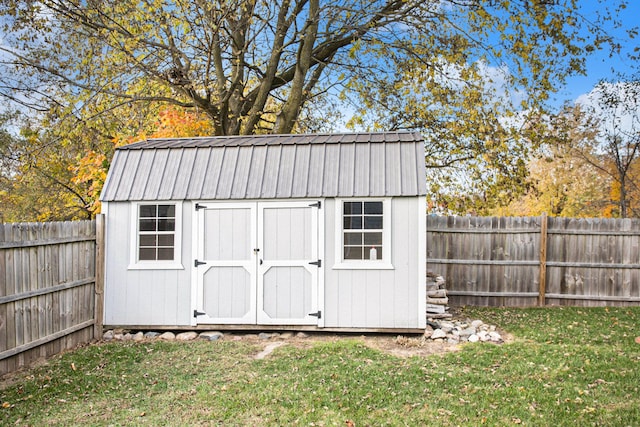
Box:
552 1 639 105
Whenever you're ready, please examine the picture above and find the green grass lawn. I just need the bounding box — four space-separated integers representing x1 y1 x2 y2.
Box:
1 306 639 426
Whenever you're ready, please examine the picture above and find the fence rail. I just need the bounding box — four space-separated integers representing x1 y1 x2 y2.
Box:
0 217 104 376
427 214 640 307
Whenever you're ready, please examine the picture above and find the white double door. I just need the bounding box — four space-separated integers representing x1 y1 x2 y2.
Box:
193 201 323 326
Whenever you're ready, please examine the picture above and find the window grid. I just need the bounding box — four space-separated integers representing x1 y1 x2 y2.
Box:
343 201 383 260
138 204 176 261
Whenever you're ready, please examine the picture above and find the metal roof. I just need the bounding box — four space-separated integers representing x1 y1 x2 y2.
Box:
100 132 427 201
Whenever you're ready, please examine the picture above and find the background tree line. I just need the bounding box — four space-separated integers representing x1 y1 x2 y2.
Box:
0 0 637 221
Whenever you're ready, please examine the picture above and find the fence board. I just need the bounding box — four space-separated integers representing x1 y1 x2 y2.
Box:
0 218 104 376
428 215 640 307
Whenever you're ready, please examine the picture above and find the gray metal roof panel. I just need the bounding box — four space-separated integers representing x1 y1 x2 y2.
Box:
185 148 210 200
245 146 267 199
101 132 427 201
322 143 340 197
143 149 168 199
231 147 252 199
353 142 371 196
127 150 153 200
291 144 311 197
306 144 325 198
384 142 402 195
261 145 280 198
369 142 385 196
415 142 428 195
338 143 355 197
99 149 124 201
157 149 183 199
276 144 295 198
172 148 197 199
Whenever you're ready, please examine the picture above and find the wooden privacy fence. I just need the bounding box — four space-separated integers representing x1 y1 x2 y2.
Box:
427 214 640 307
0 217 104 376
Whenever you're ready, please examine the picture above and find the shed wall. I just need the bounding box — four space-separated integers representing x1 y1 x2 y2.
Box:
103 197 425 329
103 201 193 326
323 197 426 329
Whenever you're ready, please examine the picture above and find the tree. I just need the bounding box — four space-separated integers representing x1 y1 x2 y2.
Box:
493 147 610 218
0 1 630 219
573 80 640 218
0 113 96 221
72 105 218 216
1 1 624 135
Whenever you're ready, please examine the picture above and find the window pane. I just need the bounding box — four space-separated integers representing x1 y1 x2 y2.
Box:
139 235 157 247
139 205 156 218
157 219 175 231
158 234 174 246
158 204 175 218
364 216 382 229
344 202 362 215
364 232 382 246
344 216 362 230
139 248 156 260
364 202 383 214
344 233 363 245
157 248 174 260
344 246 363 260
139 219 157 232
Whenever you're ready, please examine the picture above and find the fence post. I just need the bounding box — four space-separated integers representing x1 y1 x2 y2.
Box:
538 212 548 306
94 214 105 338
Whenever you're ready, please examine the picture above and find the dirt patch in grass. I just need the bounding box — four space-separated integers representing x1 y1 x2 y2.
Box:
248 333 467 359
235 327 513 360
363 335 464 358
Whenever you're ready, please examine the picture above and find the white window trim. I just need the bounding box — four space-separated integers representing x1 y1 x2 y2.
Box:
333 198 393 270
128 201 184 270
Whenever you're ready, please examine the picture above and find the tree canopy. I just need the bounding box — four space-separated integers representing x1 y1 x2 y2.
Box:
0 0 633 220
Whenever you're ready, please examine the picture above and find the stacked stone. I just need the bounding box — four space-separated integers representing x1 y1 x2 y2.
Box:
426 271 451 319
424 318 503 344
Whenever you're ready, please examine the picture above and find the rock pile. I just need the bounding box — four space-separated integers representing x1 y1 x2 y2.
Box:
426 271 451 319
424 318 503 344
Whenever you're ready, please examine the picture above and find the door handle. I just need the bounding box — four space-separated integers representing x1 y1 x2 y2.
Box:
260 259 263 265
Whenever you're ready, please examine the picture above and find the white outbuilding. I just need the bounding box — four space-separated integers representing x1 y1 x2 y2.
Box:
100 132 427 332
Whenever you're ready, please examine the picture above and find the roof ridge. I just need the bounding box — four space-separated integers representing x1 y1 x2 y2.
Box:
119 131 423 150
144 130 418 140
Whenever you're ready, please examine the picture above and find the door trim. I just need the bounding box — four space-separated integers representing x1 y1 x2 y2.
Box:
191 202 257 325
191 200 324 327
256 201 321 325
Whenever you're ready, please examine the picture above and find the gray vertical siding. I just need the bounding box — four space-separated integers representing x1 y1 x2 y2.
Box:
103 201 192 326
323 197 424 329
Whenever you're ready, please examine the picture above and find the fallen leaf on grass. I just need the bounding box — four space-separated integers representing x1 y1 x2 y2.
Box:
345 421 355 427
2 402 11 408
71 363 76 371
635 336 640 344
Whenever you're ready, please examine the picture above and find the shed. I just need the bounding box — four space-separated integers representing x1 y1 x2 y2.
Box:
100 132 427 332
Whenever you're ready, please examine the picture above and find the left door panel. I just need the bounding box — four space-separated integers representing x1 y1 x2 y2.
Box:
195 203 256 324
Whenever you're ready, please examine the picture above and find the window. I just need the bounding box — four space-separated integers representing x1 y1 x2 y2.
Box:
334 199 392 269
343 201 383 260
129 202 183 269
138 204 176 260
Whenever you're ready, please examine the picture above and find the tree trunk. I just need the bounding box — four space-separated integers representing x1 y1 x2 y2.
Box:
273 0 319 134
